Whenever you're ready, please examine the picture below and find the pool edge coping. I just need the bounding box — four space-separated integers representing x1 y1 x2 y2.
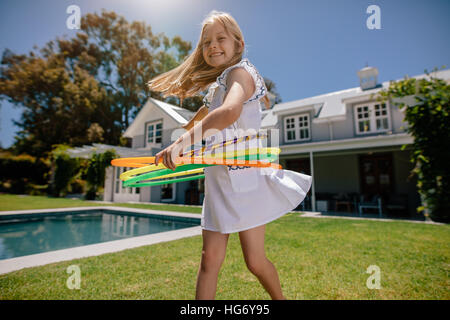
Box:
0 206 203 275
0 206 202 220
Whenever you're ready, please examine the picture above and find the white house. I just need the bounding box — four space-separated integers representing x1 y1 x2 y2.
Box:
69 66 450 219
260 67 449 218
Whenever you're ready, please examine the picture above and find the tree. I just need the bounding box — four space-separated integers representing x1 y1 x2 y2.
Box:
263 77 282 105
377 66 450 223
77 12 193 127
0 9 194 157
85 150 117 200
50 144 81 197
0 48 110 157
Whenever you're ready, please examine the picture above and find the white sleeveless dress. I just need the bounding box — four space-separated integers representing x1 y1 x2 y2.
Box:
200 58 312 234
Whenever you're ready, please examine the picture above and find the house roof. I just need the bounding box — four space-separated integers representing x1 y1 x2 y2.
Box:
150 98 194 124
261 109 278 128
124 97 195 138
66 143 152 159
122 69 450 134
268 68 450 124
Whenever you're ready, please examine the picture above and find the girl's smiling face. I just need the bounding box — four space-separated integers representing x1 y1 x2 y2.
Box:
202 21 243 68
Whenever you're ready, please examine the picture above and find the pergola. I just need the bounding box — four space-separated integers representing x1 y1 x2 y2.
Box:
66 143 152 159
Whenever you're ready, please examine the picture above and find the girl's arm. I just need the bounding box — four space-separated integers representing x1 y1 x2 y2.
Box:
182 105 209 131
177 67 254 147
155 67 255 170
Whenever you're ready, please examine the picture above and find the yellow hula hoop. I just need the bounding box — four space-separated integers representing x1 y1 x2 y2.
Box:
131 167 205 181
131 162 281 182
121 160 280 183
119 147 280 181
128 161 281 184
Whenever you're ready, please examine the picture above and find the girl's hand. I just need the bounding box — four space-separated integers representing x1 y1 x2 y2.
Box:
153 141 184 171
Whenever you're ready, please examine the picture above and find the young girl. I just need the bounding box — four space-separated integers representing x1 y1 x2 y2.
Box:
148 10 312 300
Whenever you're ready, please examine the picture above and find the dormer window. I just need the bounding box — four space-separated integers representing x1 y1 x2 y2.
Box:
284 113 311 142
146 120 162 146
354 102 391 134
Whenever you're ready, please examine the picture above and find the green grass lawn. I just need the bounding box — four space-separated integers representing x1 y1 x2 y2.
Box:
0 194 449 300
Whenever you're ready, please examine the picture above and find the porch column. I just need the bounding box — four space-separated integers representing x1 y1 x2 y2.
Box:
310 151 316 212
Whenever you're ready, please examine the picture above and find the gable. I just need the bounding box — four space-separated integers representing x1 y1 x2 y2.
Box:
123 99 181 138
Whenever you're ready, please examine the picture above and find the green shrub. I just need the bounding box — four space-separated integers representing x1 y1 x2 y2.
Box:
0 151 50 194
50 145 81 197
379 66 450 223
85 150 117 200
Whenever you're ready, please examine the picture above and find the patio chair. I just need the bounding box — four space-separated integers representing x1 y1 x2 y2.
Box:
333 193 357 214
358 195 383 217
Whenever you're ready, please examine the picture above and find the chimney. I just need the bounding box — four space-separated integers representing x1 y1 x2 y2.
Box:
357 64 381 90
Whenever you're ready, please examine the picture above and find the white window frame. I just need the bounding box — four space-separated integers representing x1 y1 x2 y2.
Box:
145 120 163 147
284 113 311 143
114 167 139 195
354 102 391 135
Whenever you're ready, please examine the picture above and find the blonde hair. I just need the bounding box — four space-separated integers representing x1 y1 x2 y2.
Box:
147 10 271 109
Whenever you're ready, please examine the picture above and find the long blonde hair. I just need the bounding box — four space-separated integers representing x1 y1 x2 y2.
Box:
147 10 271 109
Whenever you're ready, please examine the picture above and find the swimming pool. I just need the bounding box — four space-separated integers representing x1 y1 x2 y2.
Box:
0 207 201 260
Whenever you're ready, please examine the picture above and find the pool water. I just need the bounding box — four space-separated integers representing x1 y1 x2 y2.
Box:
0 210 199 260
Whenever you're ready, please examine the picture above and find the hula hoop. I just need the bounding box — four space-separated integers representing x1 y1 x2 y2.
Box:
112 133 281 188
120 163 212 181
118 147 280 180
121 152 280 185
123 170 205 187
112 147 280 168
124 173 206 188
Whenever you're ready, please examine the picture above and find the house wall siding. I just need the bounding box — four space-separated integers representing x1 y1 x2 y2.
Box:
131 103 181 149
390 97 413 134
311 122 331 142
277 95 415 146
139 185 151 202
132 134 145 149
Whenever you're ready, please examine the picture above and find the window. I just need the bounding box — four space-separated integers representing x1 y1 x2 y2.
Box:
354 102 390 134
374 103 389 131
284 114 310 142
114 167 139 194
115 166 121 193
146 121 162 146
298 115 310 140
286 117 296 141
161 183 176 202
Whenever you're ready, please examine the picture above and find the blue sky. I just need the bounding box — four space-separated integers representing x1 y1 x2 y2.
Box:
0 0 449 148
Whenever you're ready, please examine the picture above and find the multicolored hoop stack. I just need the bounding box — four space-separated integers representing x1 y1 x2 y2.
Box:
111 133 282 187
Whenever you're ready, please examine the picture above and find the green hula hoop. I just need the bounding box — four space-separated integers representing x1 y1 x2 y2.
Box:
126 173 206 188
123 163 212 186
123 152 279 188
